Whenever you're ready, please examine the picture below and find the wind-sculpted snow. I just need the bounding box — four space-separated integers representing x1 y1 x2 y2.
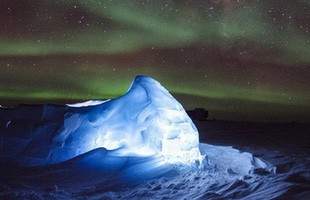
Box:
0 75 270 176
0 76 202 166
1 76 294 199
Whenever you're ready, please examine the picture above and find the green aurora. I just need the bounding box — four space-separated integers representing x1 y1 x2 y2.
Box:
0 0 309 122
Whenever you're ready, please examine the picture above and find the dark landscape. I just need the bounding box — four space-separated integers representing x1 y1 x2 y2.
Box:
0 101 309 199
1 0 309 199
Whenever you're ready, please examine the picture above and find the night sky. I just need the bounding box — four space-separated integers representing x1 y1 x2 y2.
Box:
0 0 309 122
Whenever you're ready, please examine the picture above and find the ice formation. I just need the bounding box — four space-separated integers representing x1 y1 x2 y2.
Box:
0 76 202 166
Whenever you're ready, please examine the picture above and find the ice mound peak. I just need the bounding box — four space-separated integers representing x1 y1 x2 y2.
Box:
128 76 184 110
0 75 202 166
121 75 202 162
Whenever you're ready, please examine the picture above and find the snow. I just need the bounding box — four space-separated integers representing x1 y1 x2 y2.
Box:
0 76 287 199
0 76 201 166
0 75 270 179
199 143 269 175
66 100 108 107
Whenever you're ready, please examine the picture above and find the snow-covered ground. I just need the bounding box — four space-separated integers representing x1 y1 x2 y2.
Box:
0 76 308 199
0 137 308 199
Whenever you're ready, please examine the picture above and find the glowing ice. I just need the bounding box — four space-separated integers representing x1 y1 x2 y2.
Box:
0 76 202 166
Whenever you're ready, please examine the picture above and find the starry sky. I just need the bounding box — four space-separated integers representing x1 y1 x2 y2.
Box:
0 0 309 122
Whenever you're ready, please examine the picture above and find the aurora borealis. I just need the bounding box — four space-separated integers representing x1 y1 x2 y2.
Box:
0 0 309 122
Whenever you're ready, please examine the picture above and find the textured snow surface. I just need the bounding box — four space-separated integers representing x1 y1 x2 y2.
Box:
0 76 201 166
0 76 289 199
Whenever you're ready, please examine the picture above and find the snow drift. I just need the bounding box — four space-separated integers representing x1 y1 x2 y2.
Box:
0 75 268 177
0 76 286 199
0 76 202 166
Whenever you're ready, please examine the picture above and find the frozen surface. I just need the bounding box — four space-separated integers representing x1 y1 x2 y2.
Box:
0 76 201 166
66 100 107 107
0 76 295 199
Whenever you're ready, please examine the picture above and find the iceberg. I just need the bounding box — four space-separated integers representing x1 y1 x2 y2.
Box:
0 76 202 166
